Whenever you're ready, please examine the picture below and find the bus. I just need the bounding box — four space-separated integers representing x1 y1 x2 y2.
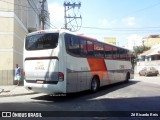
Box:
23 29 134 94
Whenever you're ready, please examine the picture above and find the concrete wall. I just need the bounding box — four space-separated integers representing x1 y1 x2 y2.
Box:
14 0 28 27
145 37 160 47
135 60 160 74
0 12 14 84
0 0 49 85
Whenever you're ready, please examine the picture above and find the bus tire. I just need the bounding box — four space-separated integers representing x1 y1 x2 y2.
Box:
125 73 130 83
91 76 99 93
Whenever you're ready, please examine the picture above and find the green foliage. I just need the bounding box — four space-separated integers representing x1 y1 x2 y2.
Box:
133 45 151 56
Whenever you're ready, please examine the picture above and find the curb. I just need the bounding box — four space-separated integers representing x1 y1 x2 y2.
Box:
0 88 4 93
0 92 38 97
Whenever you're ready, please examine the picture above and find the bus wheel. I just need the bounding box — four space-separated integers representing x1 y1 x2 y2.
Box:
125 73 130 83
91 77 99 93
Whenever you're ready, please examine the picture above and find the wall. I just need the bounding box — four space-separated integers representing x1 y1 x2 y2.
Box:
104 37 116 45
0 12 14 84
145 37 160 47
135 61 160 74
0 0 49 85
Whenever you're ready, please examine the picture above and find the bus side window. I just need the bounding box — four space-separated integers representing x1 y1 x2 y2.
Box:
94 42 104 58
119 48 126 60
125 51 130 61
80 39 87 56
65 34 80 56
87 40 94 57
112 47 119 59
104 44 113 59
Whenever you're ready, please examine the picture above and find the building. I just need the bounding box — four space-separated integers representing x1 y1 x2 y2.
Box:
144 35 160 47
104 37 116 45
0 0 49 85
136 44 160 73
126 34 143 50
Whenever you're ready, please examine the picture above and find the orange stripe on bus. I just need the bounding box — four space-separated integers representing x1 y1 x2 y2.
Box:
87 58 110 84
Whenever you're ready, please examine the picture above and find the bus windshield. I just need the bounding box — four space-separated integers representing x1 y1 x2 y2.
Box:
25 33 59 50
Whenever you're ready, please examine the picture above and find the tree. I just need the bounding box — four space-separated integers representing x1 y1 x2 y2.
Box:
133 45 151 57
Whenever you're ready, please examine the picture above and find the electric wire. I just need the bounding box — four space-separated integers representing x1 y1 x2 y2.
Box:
27 0 39 15
0 0 57 29
0 0 39 10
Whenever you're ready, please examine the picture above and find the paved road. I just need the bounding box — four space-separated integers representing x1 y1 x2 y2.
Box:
133 74 160 85
0 76 160 120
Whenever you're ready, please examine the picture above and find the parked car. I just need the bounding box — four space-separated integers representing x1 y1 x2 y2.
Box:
139 67 159 76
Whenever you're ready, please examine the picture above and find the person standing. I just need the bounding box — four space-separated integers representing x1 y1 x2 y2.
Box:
14 64 21 86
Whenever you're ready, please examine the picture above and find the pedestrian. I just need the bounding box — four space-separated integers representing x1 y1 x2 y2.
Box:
14 64 21 86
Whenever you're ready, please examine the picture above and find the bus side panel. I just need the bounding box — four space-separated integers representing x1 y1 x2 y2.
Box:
101 59 114 86
59 33 67 93
66 56 92 93
66 69 78 92
78 72 88 91
105 60 134 83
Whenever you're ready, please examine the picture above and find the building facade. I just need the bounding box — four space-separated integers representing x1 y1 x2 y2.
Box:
126 34 143 50
104 37 116 45
136 44 160 74
0 0 49 85
144 35 160 47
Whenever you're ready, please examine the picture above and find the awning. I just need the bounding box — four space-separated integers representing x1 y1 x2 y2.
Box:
146 48 160 56
138 48 156 56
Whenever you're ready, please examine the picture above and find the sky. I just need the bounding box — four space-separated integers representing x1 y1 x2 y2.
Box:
47 0 160 47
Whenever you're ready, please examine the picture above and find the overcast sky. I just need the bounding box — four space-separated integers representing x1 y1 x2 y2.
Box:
48 0 160 46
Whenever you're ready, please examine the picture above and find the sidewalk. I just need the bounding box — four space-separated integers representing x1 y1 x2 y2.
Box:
0 85 37 97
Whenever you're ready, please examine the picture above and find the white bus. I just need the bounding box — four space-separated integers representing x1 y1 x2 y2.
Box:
23 29 134 94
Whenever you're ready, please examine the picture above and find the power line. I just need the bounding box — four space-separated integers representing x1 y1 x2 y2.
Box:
0 7 40 12
109 1 160 22
0 0 49 13
79 26 160 32
31 0 41 15
45 17 58 29
64 1 82 31
27 0 39 15
0 0 35 10
40 0 46 30
44 13 58 29
0 0 53 30
123 1 160 17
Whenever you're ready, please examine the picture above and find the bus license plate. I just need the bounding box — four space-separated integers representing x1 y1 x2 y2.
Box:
36 80 44 84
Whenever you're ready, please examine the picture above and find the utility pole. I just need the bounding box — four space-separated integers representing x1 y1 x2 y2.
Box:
40 0 46 30
64 1 82 31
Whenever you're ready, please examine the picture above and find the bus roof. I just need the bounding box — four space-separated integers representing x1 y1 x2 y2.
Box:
26 29 132 52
